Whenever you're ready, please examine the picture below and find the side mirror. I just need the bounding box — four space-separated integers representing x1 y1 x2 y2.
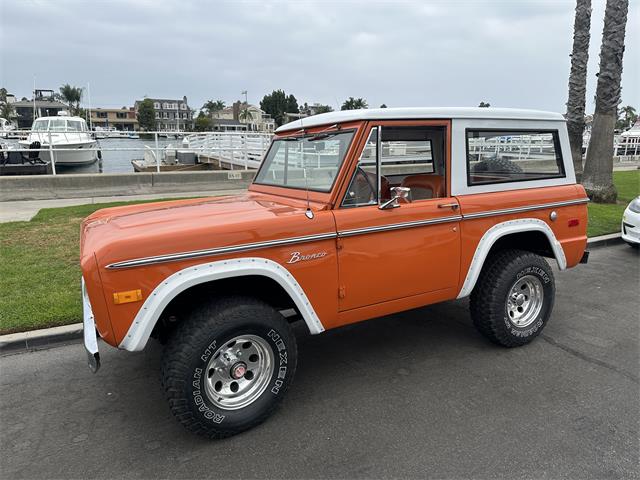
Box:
379 186 411 210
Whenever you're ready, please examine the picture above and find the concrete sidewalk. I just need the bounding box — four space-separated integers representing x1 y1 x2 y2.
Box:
0 188 245 222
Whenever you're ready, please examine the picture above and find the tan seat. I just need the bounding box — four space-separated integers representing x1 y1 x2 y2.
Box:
400 174 445 200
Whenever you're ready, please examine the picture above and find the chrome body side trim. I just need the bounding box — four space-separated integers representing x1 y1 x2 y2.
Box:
461 198 589 220
106 198 587 270
106 232 338 270
338 215 462 237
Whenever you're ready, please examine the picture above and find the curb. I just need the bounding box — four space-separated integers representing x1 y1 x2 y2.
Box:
0 236 626 355
587 233 623 248
0 323 83 355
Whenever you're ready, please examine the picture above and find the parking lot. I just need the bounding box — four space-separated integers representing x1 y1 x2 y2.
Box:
1 244 638 479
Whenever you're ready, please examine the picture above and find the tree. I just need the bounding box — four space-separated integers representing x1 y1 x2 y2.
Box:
566 0 592 179
260 90 299 126
239 107 253 122
0 102 14 120
314 104 333 114
59 84 83 114
202 99 225 117
380 104 387 108
137 98 156 131
0 87 7 103
616 105 637 130
194 112 213 131
478 101 491 108
583 0 629 203
341 97 368 110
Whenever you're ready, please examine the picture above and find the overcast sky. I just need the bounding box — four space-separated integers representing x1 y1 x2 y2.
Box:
1 0 637 114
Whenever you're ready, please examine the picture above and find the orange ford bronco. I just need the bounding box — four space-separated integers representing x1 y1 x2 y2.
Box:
80 108 589 438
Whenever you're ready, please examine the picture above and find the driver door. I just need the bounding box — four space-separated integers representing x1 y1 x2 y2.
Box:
332 121 461 312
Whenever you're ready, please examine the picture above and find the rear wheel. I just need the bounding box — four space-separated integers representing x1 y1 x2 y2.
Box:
470 249 555 347
161 296 297 439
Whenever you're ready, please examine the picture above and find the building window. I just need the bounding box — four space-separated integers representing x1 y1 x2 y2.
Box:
116 112 127 119
466 129 565 186
96 111 108 118
154 102 160 109
155 113 160 119
180 104 187 110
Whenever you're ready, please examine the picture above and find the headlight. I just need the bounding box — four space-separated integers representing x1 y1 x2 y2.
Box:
629 197 640 214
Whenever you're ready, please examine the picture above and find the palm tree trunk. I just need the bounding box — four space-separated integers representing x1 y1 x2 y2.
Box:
566 0 591 180
583 0 629 203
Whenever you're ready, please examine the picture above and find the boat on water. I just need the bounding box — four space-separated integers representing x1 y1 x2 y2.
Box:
94 126 140 139
0 117 17 138
131 144 206 172
19 113 99 166
615 121 640 156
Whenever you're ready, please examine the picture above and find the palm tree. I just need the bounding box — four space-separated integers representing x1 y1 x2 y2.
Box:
202 99 225 117
341 97 368 110
582 0 629 203
59 84 83 114
565 0 592 179
618 105 637 130
0 102 14 120
239 107 253 129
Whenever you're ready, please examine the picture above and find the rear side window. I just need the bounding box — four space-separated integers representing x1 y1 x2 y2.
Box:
466 130 565 186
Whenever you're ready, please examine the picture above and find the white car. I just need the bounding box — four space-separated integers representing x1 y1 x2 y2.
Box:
622 196 640 247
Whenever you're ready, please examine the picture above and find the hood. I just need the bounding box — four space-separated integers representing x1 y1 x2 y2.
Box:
81 192 335 269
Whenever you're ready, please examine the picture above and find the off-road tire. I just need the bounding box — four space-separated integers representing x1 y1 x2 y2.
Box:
473 156 524 174
470 249 555 347
161 296 297 439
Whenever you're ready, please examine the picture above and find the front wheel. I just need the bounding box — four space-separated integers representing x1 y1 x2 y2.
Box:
470 249 555 347
161 296 297 439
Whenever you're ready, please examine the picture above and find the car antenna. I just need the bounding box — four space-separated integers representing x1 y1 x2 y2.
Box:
298 114 314 219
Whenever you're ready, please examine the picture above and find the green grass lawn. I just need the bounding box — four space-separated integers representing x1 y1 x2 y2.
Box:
587 170 640 237
1 171 638 335
0 199 197 335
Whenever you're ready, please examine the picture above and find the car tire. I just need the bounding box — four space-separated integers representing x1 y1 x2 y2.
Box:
625 241 639 249
161 296 297 439
470 249 555 347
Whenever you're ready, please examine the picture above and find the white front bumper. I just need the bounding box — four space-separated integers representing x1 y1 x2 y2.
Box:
82 278 100 372
621 207 640 244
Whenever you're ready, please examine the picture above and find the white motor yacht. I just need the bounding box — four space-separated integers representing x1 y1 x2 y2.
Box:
19 113 98 166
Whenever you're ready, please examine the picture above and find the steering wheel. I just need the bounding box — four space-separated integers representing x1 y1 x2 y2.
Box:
356 166 376 203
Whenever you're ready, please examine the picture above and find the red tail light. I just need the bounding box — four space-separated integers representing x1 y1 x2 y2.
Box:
568 218 580 227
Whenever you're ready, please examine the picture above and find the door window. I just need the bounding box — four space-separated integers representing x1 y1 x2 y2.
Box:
342 125 447 207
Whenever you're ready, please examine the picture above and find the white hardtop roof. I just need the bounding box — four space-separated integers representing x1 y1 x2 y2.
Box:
276 107 565 132
34 116 87 121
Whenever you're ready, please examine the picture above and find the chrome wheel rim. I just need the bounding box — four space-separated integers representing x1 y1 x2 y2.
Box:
506 275 544 328
204 334 274 410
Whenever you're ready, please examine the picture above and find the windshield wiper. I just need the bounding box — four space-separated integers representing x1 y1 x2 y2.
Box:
307 132 339 142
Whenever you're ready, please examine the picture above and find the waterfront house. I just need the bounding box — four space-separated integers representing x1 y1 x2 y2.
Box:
12 90 68 128
134 96 193 131
215 102 275 133
89 107 139 131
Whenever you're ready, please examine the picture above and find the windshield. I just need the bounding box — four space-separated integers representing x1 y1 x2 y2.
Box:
254 130 355 192
32 120 49 131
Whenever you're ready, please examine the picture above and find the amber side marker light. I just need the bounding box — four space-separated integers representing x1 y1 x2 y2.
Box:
113 289 143 305
568 218 580 227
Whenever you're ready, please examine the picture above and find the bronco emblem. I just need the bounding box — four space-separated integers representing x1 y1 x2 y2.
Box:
287 251 327 264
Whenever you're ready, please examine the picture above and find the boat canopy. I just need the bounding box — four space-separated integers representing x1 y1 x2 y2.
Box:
32 117 89 132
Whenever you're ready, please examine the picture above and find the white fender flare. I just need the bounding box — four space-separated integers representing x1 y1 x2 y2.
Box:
118 257 325 351
457 218 566 299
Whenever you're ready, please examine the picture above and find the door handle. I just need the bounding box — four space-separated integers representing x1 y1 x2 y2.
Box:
438 202 459 210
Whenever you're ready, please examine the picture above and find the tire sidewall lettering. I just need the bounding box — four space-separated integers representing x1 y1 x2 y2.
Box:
504 266 551 337
189 325 291 426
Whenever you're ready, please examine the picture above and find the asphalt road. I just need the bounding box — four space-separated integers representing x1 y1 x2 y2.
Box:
1 245 638 480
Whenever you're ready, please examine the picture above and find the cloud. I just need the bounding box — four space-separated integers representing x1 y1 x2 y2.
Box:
0 0 637 113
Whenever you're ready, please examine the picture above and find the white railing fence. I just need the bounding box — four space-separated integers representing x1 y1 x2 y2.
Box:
1 130 274 175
